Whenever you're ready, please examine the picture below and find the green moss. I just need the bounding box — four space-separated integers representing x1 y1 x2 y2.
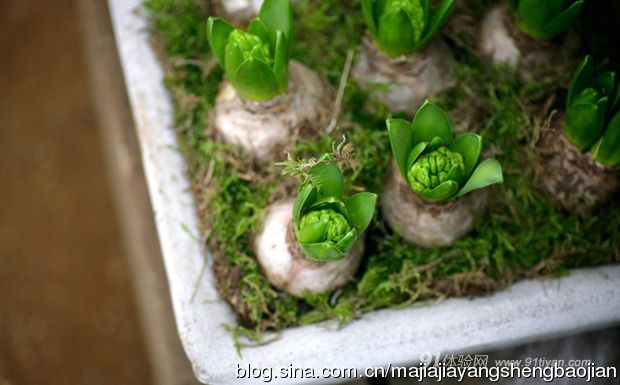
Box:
144 0 620 344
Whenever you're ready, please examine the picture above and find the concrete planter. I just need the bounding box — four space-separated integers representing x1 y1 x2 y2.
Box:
108 1 620 384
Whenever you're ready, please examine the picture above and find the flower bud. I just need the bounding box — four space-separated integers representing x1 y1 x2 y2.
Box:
225 29 273 71
407 147 465 194
383 0 424 42
297 209 351 245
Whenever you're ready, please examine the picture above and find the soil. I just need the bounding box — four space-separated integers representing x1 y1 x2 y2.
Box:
0 0 152 384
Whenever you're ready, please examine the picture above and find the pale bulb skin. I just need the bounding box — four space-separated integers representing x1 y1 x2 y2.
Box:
352 35 455 115
254 199 363 298
381 161 488 247
211 61 331 165
219 0 297 21
478 3 580 80
479 5 520 67
219 0 263 20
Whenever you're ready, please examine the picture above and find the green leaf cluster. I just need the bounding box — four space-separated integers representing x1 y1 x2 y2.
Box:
361 0 455 57
508 0 584 39
293 156 377 261
388 100 504 202
207 0 293 101
565 55 620 166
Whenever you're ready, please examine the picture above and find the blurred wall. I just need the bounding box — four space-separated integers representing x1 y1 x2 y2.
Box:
0 0 153 384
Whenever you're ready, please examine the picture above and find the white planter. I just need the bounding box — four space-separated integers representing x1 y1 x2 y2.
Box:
108 1 620 384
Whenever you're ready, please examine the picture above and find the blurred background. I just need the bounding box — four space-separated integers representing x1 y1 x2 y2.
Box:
0 0 154 384
1 1 619 385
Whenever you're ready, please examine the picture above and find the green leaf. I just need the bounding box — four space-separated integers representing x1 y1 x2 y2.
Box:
564 103 604 151
546 0 566 16
411 100 453 146
611 84 620 114
406 141 429 171
426 136 445 152
207 17 234 69
540 0 584 38
455 159 503 198
517 0 551 37
345 192 378 233
296 219 328 244
308 197 348 217
446 163 464 187
361 0 378 35
567 56 594 108
449 132 482 177
308 162 345 199
420 180 459 202
258 0 293 53
420 0 430 16
592 111 620 167
392 0 425 42
334 229 358 255
572 88 600 106
273 30 289 90
597 96 609 117
232 58 281 101
376 8 416 56
593 71 616 100
387 118 414 176
299 242 345 262
248 18 271 45
293 184 316 226
224 35 246 80
418 0 456 48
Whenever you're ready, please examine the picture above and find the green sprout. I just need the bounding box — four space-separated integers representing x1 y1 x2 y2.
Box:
564 55 620 167
508 0 584 39
388 100 504 202
207 0 293 101
361 0 456 57
292 156 377 262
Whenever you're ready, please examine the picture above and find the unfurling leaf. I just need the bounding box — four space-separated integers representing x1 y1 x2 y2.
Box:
454 159 504 198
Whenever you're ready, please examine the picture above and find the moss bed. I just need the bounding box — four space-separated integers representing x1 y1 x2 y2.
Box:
144 0 620 345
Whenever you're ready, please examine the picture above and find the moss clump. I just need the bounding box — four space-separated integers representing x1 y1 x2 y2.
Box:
144 0 620 344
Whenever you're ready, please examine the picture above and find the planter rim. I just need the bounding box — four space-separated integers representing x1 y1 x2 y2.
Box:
108 1 620 384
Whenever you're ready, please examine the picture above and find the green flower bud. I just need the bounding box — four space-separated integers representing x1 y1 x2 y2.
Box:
384 0 425 42
407 146 465 194
298 209 351 245
225 29 273 72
